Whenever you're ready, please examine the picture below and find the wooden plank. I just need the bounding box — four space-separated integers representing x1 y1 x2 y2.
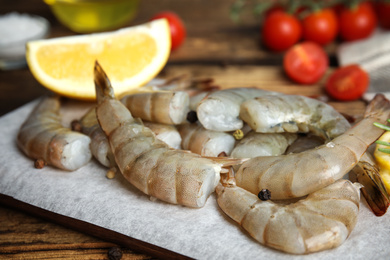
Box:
0 195 190 259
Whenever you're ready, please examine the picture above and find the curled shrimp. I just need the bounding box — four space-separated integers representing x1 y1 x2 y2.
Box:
236 94 390 199
121 90 190 125
94 61 241 207
240 94 351 140
285 133 390 216
216 177 361 254
196 87 277 132
178 123 236 157
17 96 92 171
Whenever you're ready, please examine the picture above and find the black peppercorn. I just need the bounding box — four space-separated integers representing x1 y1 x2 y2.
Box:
187 110 198 123
107 246 123 260
258 189 271 201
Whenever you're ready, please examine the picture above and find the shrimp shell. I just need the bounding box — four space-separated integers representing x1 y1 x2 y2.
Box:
79 108 115 168
143 121 182 149
121 91 190 125
197 87 277 132
230 132 298 159
17 96 92 171
236 94 390 199
240 94 351 139
178 123 236 157
94 62 222 208
216 179 361 254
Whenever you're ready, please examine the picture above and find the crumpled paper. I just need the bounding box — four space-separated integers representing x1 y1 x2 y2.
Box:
0 99 389 259
337 29 390 101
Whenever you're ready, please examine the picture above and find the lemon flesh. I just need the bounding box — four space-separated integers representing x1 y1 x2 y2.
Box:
26 19 171 100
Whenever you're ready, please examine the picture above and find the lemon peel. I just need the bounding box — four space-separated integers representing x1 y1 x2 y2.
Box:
26 19 171 100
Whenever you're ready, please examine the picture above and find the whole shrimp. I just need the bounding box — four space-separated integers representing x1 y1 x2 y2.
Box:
196 87 277 132
94 61 241 207
216 177 361 254
121 90 190 125
178 122 236 157
236 94 390 199
240 94 351 140
285 133 390 216
17 96 92 171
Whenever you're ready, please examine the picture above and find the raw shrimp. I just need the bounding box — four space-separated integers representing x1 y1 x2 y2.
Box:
240 94 351 139
143 121 182 149
216 178 361 254
79 108 115 168
230 132 297 159
236 94 390 199
178 123 236 157
94 61 241 208
121 90 190 125
17 96 92 171
285 133 390 216
197 87 277 132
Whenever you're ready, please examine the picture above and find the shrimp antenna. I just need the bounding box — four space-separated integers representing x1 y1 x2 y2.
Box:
94 60 115 103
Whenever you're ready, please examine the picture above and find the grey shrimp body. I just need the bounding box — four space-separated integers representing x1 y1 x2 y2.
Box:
196 87 277 132
178 123 236 157
240 94 351 139
121 90 190 125
79 108 115 168
231 132 298 158
94 62 223 208
17 96 92 171
216 179 361 254
236 94 390 199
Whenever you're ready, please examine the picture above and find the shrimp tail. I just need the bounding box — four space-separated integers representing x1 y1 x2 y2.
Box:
350 154 390 216
94 61 115 103
365 94 390 118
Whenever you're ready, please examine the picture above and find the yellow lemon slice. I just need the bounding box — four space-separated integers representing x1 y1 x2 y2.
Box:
374 131 390 193
26 19 171 100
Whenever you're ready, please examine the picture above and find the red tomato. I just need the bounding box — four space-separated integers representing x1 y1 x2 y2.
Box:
262 11 302 52
302 8 338 45
283 42 329 84
338 2 377 41
150 11 186 51
325 65 369 101
376 1 390 29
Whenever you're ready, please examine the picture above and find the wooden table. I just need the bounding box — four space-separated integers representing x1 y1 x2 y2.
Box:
0 1 367 259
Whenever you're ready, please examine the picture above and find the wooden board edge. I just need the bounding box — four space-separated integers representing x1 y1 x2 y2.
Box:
0 193 192 260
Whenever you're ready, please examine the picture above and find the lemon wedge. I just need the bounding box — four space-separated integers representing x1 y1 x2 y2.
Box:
374 131 390 193
26 19 171 100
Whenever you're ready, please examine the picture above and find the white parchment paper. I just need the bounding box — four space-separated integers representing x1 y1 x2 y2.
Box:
1 99 390 259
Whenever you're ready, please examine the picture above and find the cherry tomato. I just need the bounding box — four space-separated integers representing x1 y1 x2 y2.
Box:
302 8 338 45
150 11 186 51
338 2 377 41
283 42 328 84
262 11 302 52
376 1 390 29
325 64 369 101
